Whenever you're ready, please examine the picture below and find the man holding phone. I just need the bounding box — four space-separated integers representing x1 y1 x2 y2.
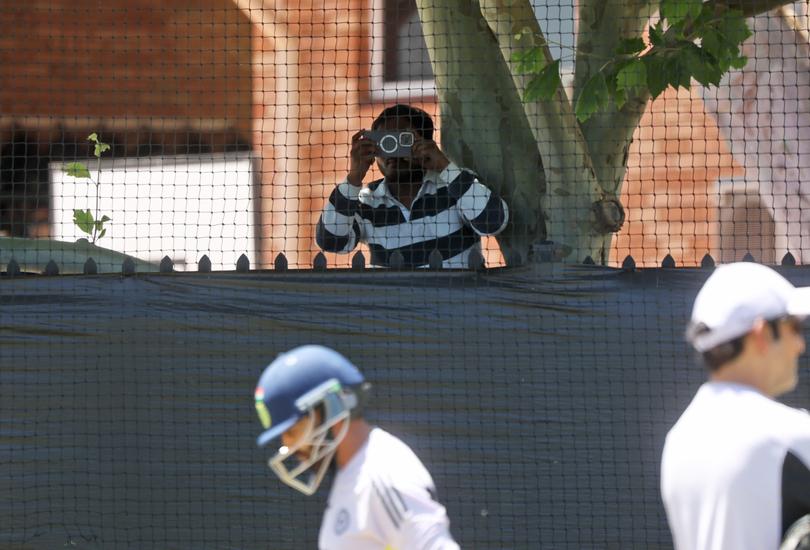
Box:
316 104 509 268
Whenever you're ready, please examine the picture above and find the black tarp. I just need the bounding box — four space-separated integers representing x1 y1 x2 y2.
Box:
2 264 809 549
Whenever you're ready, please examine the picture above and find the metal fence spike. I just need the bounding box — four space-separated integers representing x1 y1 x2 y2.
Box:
160 256 174 273
428 249 443 270
582 256 595 265
661 254 676 268
700 253 715 268
274 253 288 272
313 252 327 271
236 254 250 273
351 251 365 271
198 255 212 273
621 255 636 271
83 258 98 275
506 250 522 266
6 258 20 276
782 252 796 266
389 250 405 270
121 257 136 275
43 260 60 276
742 252 755 262
468 248 485 271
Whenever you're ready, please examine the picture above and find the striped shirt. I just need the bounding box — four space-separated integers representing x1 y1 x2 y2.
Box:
316 163 509 268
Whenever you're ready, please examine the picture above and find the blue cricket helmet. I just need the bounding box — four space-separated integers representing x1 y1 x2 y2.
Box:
254 345 365 448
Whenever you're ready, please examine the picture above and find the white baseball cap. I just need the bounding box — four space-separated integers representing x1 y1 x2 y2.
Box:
688 262 810 352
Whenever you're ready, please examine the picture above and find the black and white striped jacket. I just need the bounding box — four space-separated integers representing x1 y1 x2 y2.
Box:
316 163 509 268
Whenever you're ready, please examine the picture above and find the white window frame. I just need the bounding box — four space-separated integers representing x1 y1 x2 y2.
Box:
370 0 436 102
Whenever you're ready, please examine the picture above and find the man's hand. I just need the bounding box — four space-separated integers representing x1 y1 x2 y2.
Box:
348 130 377 186
410 137 449 173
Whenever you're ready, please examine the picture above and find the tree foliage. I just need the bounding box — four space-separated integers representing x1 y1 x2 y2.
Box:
514 4 752 122
415 0 782 264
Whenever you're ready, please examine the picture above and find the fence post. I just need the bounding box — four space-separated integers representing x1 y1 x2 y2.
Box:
274 253 288 272
351 251 365 271
160 256 174 273
122 257 136 275
198 255 212 273
313 252 327 271
43 260 60 276
428 249 443 270
83 258 98 275
389 251 405 270
236 254 250 273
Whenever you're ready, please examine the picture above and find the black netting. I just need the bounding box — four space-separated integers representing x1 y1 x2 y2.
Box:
3 1 810 548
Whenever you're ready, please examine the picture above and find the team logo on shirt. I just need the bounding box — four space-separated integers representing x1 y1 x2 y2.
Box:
334 508 350 535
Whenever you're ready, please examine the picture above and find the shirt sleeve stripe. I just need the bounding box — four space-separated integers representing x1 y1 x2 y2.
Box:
315 219 358 253
329 185 361 217
469 192 508 235
390 484 409 512
372 479 402 529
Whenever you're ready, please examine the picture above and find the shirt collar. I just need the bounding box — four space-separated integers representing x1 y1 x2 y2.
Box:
358 162 461 207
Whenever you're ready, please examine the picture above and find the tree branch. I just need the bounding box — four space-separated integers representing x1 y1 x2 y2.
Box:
571 0 656 196
711 0 797 17
479 0 617 261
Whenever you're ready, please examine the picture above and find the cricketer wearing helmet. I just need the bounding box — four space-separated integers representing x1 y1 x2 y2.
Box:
254 345 460 550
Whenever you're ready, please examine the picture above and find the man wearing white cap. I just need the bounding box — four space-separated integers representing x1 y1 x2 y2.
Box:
661 262 810 550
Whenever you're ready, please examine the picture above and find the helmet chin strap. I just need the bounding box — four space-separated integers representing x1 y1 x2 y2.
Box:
268 388 354 495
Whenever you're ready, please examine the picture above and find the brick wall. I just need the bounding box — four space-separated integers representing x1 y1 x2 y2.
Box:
2 0 737 267
0 0 252 128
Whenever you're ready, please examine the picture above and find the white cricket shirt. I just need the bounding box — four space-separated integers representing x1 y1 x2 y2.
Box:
318 427 460 550
661 381 810 550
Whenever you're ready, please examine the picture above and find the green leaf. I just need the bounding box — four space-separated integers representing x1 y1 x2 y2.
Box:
700 28 724 59
73 209 95 235
575 73 610 122
666 54 693 90
87 132 110 157
649 23 665 47
524 59 561 102
643 56 669 98
94 142 110 157
615 37 646 55
683 45 723 86
716 11 753 47
98 228 106 239
614 87 628 110
729 54 748 69
511 47 547 75
661 0 702 25
100 215 111 223
616 59 648 93
64 162 91 179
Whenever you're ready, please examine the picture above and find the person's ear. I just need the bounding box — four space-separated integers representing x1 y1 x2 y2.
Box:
748 318 771 353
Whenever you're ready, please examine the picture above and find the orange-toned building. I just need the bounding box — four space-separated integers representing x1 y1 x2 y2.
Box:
0 0 777 269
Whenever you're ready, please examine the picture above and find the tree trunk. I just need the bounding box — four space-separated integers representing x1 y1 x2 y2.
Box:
418 0 628 264
478 0 617 263
415 0 546 265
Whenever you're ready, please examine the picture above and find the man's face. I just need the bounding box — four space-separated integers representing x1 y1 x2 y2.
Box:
281 409 320 461
374 116 423 183
765 316 806 396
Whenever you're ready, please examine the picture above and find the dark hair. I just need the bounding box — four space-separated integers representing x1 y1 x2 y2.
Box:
372 104 434 141
698 319 782 371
